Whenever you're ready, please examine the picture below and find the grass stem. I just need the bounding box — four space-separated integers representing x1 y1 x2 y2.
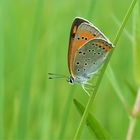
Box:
0 1 5 139
126 117 136 140
17 0 44 139
126 87 140 140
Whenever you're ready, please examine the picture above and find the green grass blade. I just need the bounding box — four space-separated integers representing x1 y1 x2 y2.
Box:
0 1 5 139
17 0 44 139
107 66 129 111
86 0 97 19
74 99 112 140
57 89 75 140
126 2 140 140
133 1 140 86
74 0 138 139
112 15 133 42
113 0 138 46
125 80 137 97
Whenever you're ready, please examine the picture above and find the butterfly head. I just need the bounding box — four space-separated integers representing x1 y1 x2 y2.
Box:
67 76 75 84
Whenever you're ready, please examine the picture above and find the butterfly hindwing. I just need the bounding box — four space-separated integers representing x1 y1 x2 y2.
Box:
73 38 113 78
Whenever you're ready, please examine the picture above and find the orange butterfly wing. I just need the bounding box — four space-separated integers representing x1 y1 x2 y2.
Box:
68 17 89 76
68 17 108 77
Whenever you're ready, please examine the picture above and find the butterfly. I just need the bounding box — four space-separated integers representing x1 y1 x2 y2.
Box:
49 17 114 95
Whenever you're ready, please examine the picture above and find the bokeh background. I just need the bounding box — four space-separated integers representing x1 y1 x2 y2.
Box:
0 0 140 139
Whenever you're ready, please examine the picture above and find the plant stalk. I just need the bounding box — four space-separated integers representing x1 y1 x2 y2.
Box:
0 0 5 139
126 117 136 140
126 87 140 140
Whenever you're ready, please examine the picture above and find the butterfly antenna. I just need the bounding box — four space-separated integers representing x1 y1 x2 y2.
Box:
48 73 68 79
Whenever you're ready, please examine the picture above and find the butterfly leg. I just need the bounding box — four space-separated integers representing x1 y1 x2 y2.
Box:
84 82 96 90
81 84 90 96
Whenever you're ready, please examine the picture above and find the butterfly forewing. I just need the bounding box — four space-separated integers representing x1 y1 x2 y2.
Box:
68 17 89 75
76 22 108 41
73 38 113 78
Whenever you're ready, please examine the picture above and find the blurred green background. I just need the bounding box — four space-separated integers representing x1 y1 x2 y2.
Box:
0 0 140 139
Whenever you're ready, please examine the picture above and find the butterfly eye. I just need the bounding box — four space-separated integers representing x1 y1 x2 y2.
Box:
68 76 74 84
69 78 73 83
